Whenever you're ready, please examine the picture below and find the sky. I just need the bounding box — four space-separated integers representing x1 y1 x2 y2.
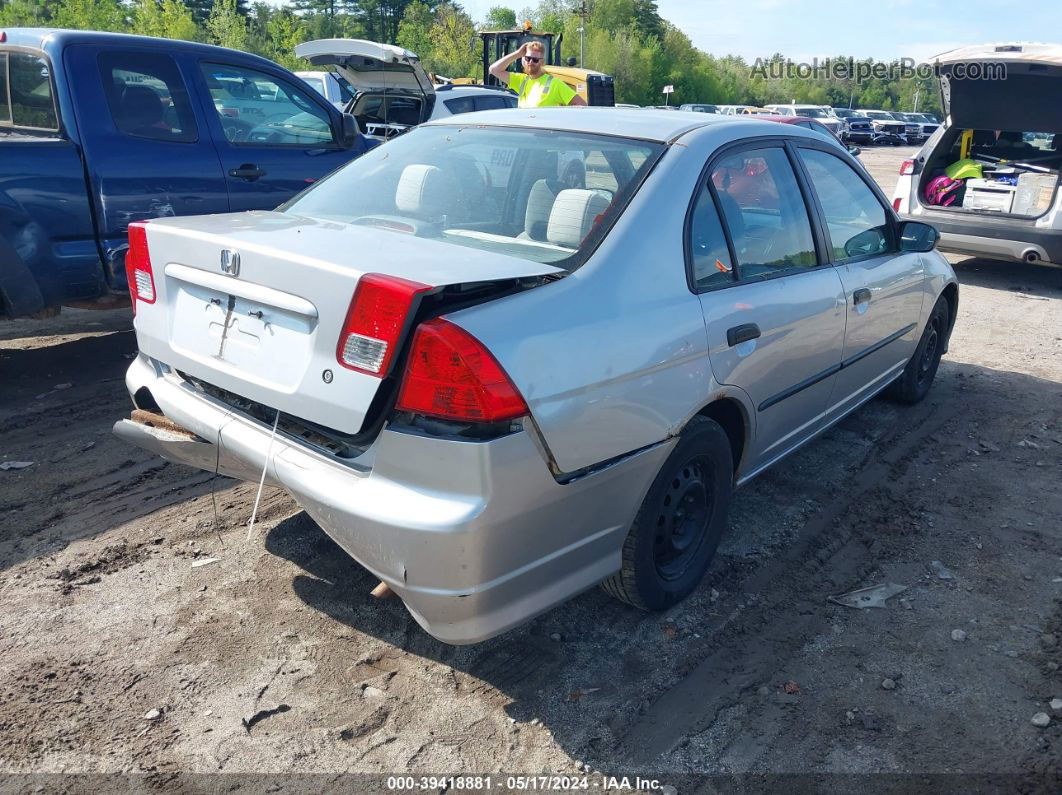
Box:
455 0 1062 63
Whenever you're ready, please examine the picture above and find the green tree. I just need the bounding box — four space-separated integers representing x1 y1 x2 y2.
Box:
264 8 306 70
51 0 128 31
184 0 248 26
426 2 478 78
483 5 517 29
131 0 199 41
0 0 57 25
397 1 434 58
207 0 248 50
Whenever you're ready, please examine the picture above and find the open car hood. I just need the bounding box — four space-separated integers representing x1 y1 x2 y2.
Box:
934 43 1062 131
295 38 435 99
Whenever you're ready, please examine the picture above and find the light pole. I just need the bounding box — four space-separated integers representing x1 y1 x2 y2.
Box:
578 0 587 67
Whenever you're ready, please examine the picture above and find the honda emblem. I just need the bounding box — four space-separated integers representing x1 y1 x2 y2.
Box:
220 249 240 277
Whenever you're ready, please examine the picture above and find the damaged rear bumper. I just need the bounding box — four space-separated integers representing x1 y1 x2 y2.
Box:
115 355 670 643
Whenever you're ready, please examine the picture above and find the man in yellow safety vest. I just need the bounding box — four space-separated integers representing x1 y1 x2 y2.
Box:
488 41 587 108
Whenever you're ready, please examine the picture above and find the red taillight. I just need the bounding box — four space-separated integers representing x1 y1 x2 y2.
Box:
125 222 156 313
899 159 915 176
893 198 903 211
0 31 7 43
336 273 431 376
396 318 528 423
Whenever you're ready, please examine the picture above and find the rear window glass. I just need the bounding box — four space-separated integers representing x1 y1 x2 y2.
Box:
283 125 663 268
1 52 59 131
99 51 197 142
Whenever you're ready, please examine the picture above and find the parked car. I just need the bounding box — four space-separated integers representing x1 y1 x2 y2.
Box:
757 115 861 156
894 42 1062 269
717 104 763 115
0 28 371 319
679 103 719 114
887 112 924 144
114 108 956 643
860 110 908 145
842 115 875 145
763 104 843 137
295 70 354 110
295 38 516 141
901 112 940 142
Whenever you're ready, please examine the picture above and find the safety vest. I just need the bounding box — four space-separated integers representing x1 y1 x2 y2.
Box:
517 74 555 108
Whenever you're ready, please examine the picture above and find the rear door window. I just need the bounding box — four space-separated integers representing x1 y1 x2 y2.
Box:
688 183 736 289
474 95 513 111
710 147 818 278
1 51 59 131
799 148 892 261
443 96 475 115
99 51 197 142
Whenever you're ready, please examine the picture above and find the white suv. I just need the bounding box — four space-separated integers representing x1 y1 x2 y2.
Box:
295 39 516 141
893 43 1062 269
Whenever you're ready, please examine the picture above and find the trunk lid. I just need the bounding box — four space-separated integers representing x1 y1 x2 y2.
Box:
934 43 1062 131
294 38 435 100
133 211 561 436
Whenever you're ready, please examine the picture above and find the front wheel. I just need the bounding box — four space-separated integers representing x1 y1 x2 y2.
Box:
601 416 734 611
887 296 949 404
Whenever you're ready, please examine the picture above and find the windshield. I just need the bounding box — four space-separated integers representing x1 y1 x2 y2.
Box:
283 125 664 267
795 108 827 118
865 111 892 120
301 76 325 96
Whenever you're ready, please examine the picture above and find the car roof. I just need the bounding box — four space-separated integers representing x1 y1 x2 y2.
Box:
423 107 832 144
3 27 281 67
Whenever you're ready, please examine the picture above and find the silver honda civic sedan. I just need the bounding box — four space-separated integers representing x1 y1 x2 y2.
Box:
115 108 957 644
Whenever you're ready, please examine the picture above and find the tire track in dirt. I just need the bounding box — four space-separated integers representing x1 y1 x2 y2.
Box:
621 390 964 765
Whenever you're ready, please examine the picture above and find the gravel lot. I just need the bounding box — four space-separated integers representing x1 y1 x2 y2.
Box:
1 145 1061 785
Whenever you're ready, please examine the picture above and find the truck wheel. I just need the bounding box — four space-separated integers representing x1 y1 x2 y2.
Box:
887 297 949 405
601 416 733 611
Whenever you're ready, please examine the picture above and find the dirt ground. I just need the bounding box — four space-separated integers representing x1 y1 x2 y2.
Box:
1 145 1061 786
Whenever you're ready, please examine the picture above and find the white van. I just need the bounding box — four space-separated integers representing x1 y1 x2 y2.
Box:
893 43 1062 269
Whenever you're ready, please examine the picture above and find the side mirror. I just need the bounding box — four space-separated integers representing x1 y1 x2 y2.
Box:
339 113 360 148
899 221 940 252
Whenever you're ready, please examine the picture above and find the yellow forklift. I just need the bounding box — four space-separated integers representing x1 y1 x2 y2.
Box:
475 23 615 106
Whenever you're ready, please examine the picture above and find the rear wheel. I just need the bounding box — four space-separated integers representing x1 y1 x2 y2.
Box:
887 296 949 404
601 416 733 611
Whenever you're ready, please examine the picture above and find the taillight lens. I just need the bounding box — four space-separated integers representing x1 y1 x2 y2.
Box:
396 318 528 423
337 273 431 376
125 222 156 312
899 159 915 176
893 198 903 212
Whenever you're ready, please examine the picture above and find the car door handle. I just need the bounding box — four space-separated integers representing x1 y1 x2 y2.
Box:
228 164 266 181
853 288 872 306
727 323 761 347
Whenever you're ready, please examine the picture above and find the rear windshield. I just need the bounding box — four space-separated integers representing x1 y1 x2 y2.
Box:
284 124 663 268
0 50 60 132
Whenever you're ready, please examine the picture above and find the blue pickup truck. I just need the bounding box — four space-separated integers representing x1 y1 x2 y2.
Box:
0 28 371 318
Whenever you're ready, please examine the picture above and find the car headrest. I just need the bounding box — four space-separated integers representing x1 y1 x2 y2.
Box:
547 189 610 248
395 164 457 220
524 179 564 241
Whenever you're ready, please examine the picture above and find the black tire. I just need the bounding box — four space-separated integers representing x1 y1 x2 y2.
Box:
887 296 949 404
601 416 734 611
